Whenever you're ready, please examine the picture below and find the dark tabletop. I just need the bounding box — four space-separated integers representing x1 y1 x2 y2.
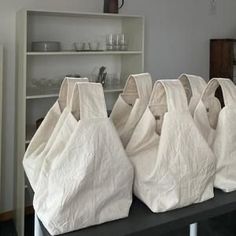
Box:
40 189 236 236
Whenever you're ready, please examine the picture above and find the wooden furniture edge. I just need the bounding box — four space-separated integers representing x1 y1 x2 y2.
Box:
0 206 34 222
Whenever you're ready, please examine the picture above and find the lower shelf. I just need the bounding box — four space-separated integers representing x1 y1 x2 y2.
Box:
26 84 123 100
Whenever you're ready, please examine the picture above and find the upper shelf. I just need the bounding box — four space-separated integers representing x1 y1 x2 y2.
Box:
26 9 144 19
27 51 143 56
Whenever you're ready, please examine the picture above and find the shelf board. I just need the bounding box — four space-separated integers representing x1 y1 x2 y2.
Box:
26 9 143 19
26 93 59 99
26 85 123 100
26 51 143 56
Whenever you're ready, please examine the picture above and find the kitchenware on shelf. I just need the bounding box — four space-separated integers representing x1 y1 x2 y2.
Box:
89 41 101 51
119 33 128 51
113 34 120 51
74 42 84 51
106 34 114 50
97 66 107 86
31 41 61 52
65 74 81 78
103 0 125 13
105 73 121 88
106 33 128 51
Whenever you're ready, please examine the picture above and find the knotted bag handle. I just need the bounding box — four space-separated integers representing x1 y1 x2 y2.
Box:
69 82 107 121
178 74 206 104
202 78 236 108
58 77 88 111
149 80 188 112
122 73 152 106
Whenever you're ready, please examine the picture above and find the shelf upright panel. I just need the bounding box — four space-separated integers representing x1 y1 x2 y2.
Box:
14 9 27 236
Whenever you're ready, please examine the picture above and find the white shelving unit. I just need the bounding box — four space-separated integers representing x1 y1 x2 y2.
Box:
15 9 144 236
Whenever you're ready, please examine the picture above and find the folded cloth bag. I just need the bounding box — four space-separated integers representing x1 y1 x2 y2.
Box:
194 78 236 192
23 77 88 191
110 73 152 147
178 74 206 115
34 82 134 235
126 79 215 213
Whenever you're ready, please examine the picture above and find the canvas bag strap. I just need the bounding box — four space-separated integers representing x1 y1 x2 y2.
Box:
161 80 188 112
58 77 88 110
202 78 236 107
70 82 107 120
123 73 152 102
217 78 236 107
179 74 206 98
149 80 188 112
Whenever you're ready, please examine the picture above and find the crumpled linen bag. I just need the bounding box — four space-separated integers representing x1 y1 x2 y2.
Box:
34 82 134 235
23 77 88 191
126 79 215 213
178 74 206 115
110 73 152 147
194 78 236 192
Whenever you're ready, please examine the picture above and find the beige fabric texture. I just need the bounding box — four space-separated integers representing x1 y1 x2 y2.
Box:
194 78 236 192
23 77 88 191
178 74 206 115
126 79 215 213
110 73 152 147
33 82 134 235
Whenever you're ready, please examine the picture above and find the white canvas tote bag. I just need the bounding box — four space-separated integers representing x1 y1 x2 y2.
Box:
178 74 206 115
23 77 88 191
126 79 215 213
110 73 152 147
34 82 134 235
194 78 236 192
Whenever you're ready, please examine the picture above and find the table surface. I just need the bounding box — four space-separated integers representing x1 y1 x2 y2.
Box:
40 189 236 236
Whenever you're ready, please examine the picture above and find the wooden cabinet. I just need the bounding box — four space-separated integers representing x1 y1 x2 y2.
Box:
210 39 236 81
15 9 144 236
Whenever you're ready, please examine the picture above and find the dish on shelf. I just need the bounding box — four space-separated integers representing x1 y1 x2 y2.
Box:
31 41 61 52
74 42 104 51
30 78 63 90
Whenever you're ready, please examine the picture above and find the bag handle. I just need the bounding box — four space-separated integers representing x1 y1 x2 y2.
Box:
179 74 206 102
122 73 152 105
58 77 88 111
149 80 188 112
70 82 107 120
202 78 236 107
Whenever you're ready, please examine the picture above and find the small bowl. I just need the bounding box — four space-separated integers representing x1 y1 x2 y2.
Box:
74 42 84 51
31 41 61 52
89 42 100 51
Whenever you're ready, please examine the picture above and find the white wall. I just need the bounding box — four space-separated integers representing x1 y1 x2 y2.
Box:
120 0 236 79
0 0 236 213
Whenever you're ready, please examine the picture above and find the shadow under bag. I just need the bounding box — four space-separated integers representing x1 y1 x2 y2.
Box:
194 78 236 192
178 74 206 115
34 82 134 235
126 79 215 213
110 73 152 147
23 77 88 191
